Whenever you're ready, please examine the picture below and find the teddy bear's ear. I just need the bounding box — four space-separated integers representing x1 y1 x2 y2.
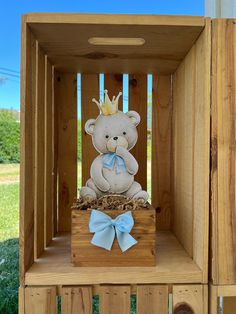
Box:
126 111 141 126
85 119 96 135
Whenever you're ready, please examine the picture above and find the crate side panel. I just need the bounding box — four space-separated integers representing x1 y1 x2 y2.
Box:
172 45 195 257
20 20 36 284
81 74 99 185
61 286 93 314
44 57 54 246
100 285 130 314
192 20 211 282
152 75 172 230
104 74 123 110
25 286 57 314
211 19 236 284
52 68 58 235
137 285 168 313
56 72 77 232
129 74 148 190
34 42 46 258
173 21 210 277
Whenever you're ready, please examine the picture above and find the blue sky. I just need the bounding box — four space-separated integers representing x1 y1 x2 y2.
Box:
0 0 204 111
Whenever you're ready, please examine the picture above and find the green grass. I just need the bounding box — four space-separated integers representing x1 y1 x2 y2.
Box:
0 238 19 313
0 174 19 314
0 184 19 241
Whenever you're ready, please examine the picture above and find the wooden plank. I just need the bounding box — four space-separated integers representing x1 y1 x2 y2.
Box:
25 232 202 285
217 285 236 297
52 68 58 236
137 285 168 314
25 286 57 314
19 286 25 314
129 74 147 190
61 286 92 314
104 74 123 110
192 20 211 283
100 285 130 314
20 18 36 284
152 75 172 230
81 74 99 186
173 285 207 314
56 72 77 232
209 285 219 314
34 41 46 258
172 21 210 274
223 297 236 314
25 13 205 26
44 57 53 246
172 43 195 258
211 19 236 284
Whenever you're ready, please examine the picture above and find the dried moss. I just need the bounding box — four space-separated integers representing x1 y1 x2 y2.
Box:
72 194 149 211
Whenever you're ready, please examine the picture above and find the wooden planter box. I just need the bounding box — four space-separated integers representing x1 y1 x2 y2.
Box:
71 208 156 267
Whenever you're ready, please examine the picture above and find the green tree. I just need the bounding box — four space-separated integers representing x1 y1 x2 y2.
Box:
0 110 20 163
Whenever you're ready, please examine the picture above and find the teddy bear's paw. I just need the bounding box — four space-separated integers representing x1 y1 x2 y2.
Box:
132 190 149 203
80 186 97 201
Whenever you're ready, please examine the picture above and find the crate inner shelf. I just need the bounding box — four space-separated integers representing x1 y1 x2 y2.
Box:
25 231 202 285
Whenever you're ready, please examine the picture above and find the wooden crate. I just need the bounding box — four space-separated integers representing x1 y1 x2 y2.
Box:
71 208 156 267
210 19 236 285
20 13 212 312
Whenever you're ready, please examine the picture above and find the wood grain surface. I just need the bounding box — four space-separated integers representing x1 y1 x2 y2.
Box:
152 75 172 230
172 21 210 282
173 285 208 314
20 19 36 284
34 42 46 258
81 74 99 185
44 57 53 246
211 19 236 284
129 74 147 190
71 209 156 267
61 286 92 314
25 286 57 314
137 285 168 314
100 285 130 314
56 72 77 232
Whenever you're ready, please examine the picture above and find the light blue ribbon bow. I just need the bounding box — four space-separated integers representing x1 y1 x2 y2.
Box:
89 210 137 252
102 153 126 174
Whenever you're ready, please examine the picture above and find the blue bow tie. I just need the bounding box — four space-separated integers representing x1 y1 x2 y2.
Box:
89 210 137 252
102 153 126 174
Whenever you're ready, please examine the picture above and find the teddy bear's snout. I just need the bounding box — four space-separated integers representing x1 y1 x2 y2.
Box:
106 135 128 152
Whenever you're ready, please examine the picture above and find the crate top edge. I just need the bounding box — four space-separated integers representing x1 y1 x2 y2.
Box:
23 13 205 27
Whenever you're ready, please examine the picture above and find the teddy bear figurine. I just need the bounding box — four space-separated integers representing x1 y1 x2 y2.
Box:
80 90 149 203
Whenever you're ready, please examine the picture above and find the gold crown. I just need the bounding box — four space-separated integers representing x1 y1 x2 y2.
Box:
92 90 122 116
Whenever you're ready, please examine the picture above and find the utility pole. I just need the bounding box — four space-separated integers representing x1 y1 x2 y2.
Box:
205 0 236 18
